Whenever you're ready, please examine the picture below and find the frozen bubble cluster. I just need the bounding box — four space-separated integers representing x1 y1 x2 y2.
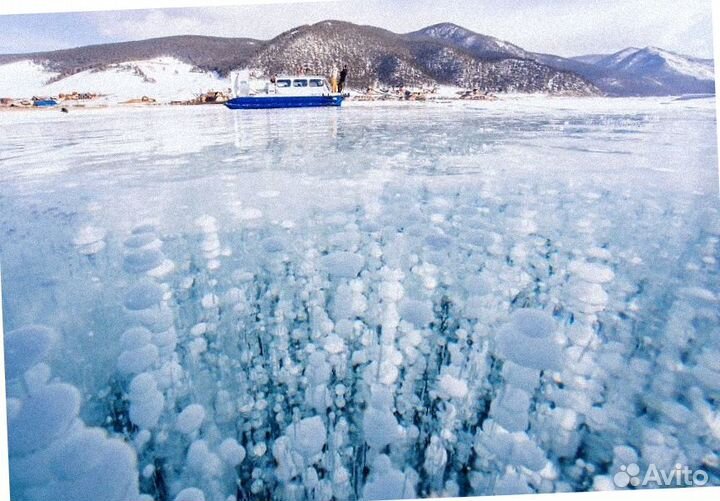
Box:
1 99 719 500
5 325 140 501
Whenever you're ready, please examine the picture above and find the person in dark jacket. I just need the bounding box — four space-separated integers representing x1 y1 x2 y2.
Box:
338 65 348 92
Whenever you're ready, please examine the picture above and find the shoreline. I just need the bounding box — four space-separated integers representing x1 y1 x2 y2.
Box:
0 92 713 113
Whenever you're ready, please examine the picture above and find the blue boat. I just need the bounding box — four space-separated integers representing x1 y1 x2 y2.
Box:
225 72 344 110
33 98 58 107
225 94 343 110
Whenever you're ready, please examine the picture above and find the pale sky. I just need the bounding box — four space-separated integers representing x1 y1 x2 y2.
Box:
0 0 714 59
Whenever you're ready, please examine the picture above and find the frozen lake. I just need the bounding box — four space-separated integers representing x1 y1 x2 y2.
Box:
1 97 719 500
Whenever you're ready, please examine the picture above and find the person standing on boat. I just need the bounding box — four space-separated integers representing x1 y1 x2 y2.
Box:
330 67 339 93
339 65 348 93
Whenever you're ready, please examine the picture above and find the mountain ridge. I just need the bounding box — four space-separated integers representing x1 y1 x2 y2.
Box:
0 20 714 97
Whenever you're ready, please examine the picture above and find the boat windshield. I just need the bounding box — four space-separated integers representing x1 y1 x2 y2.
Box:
293 79 308 87
276 79 291 87
309 79 325 87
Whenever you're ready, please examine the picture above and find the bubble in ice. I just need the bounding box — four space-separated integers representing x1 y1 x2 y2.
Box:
363 408 403 450
495 309 561 371
363 454 417 501
9 383 81 455
489 386 531 432
187 440 222 477
321 251 364 278
323 333 346 354
508 309 557 340
262 237 285 253
73 226 107 255
131 222 157 235
399 299 435 327
36 427 140 501
568 260 615 284
120 326 153 350
73 226 106 246
124 232 161 250
218 438 246 466
194 215 218 233
237 207 263 220
124 281 165 311
128 373 164 429
117 344 159 375
4 325 58 380
285 416 327 460
123 248 165 273
176 404 206 434
571 281 609 308
438 373 469 400
174 488 206 501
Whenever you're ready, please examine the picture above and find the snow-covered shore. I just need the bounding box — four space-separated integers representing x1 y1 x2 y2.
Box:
0 56 640 106
0 57 229 102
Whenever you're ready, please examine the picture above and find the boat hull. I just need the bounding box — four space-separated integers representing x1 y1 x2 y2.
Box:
33 99 57 107
225 95 343 110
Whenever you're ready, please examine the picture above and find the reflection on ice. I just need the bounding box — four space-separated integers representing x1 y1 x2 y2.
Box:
0 97 718 500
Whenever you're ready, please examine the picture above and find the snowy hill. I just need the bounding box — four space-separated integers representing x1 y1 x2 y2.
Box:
574 47 715 95
0 57 228 102
404 23 715 96
406 22 531 60
0 35 260 78
594 46 715 81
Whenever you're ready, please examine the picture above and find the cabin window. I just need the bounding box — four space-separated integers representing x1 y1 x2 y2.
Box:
276 79 291 87
293 79 308 87
309 79 325 87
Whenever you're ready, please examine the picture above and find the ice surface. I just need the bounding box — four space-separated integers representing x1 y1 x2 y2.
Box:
1 97 718 499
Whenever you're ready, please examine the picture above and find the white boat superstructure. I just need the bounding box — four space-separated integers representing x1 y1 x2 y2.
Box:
230 70 334 98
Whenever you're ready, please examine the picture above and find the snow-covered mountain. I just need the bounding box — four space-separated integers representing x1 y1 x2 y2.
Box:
0 21 713 100
408 23 715 96
593 46 714 81
251 21 596 94
0 21 598 100
572 47 715 95
406 22 531 60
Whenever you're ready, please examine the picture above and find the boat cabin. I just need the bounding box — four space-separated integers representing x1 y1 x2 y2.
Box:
232 71 334 98
273 76 331 95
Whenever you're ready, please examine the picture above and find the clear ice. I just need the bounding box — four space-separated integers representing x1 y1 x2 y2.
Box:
0 97 718 500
